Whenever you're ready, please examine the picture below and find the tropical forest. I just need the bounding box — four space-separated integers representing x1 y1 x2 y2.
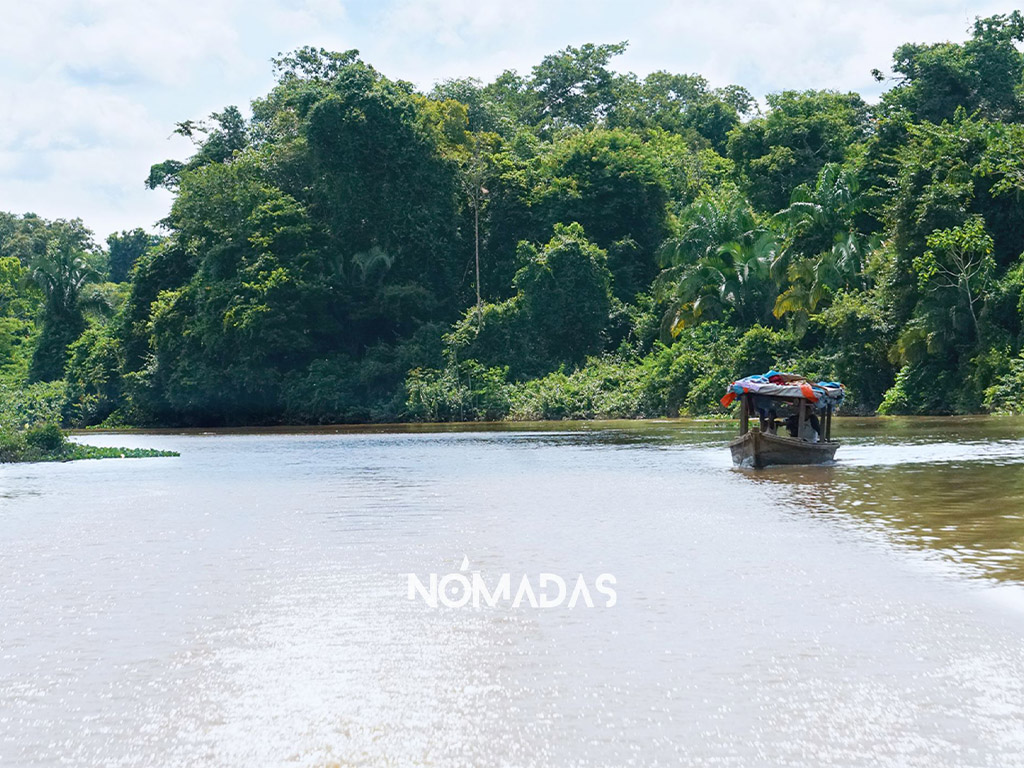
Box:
4 13 1024 435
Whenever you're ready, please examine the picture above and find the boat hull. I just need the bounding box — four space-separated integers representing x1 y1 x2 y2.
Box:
728 429 839 469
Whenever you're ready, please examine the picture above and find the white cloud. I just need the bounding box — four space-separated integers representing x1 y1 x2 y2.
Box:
618 0 1009 98
0 0 1011 239
0 0 354 238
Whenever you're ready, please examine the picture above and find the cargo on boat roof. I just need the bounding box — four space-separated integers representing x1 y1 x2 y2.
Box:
720 370 845 411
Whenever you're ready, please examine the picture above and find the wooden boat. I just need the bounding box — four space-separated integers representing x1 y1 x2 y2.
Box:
723 374 842 468
729 429 838 469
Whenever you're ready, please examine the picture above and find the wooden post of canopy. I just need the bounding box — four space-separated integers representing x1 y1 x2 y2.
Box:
740 394 750 435
797 399 806 442
825 405 832 442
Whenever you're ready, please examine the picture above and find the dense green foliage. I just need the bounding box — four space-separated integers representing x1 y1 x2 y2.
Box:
0 380 176 462
3 17 1024 425
0 426 178 462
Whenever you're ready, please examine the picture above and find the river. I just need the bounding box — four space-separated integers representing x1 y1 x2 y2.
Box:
2 417 1024 767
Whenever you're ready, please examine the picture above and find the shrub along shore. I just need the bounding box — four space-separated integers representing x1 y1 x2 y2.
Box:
0 422 177 463
1 387 177 463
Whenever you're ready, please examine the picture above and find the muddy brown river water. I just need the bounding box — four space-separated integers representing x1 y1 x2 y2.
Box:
2 417 1024 766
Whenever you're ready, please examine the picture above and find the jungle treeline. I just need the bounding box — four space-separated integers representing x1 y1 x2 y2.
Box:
3 13 1024 429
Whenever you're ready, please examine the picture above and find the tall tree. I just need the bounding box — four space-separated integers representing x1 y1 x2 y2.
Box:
611 71 755 151
912 216 996 342
106 229 159 283
727 90 870 212
28 225 102 381
530 41 628 131
880 12 1024 123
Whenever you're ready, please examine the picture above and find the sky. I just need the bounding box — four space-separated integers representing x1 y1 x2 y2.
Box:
0 0 1012 242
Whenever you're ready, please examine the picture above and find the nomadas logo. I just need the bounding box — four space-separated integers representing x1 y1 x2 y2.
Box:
407 556 617 609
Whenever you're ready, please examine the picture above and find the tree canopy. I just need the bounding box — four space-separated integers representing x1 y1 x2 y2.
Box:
4 15 1024 425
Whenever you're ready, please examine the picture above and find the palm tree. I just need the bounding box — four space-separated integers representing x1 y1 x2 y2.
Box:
656 189 785 336
657 231 781 336
28 232 102 381
31 237 96 319
658 187 760 268
774 231 872 309
771 164 874 325
770 163 864 282
774 163 861 245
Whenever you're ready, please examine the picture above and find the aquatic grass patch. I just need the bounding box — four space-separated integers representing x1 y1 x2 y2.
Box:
0 423 177 463
1 437 178 463
61 443 179 461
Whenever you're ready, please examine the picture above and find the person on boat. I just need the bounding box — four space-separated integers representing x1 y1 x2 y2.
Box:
805 413 822 442
754 397 779 434
784 413 821 442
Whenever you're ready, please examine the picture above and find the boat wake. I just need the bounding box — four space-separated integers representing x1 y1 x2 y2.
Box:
838 439 1024 468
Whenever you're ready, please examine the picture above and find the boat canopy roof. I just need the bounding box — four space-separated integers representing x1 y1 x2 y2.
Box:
721 370 845 410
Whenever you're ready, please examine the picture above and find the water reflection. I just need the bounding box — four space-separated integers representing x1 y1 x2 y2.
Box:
732 417 1024 583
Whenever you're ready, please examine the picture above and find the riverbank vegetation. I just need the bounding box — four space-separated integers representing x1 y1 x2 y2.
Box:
2 14 1024 426
0 425 177 463
0 383 177 463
